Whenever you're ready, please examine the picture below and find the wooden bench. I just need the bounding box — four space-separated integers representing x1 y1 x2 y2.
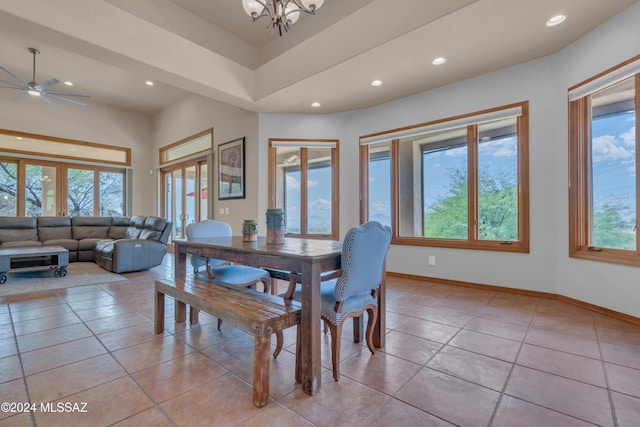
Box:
154 278 301 408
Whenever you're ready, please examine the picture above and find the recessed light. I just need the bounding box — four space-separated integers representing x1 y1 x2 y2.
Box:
311 102 321 108
432 57 446 65
15 137 23 140
546 14 566 27
64 81 74 86
145 80 155 86
371 80 383 87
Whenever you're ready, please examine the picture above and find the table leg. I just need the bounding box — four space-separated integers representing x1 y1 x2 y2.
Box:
154 290 165 334
299 262 322 395
174 244 186 278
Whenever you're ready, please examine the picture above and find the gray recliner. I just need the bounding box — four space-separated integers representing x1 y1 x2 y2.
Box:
94 216 172 273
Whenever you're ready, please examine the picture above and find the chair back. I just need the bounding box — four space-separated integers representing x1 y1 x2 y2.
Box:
186 220 232 240
334 221 391 302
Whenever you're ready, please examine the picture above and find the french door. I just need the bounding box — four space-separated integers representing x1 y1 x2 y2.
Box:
161 159 208 241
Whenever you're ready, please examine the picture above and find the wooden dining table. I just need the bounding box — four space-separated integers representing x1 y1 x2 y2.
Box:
173 235 387 396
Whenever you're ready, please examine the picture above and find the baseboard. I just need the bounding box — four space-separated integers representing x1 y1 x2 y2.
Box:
386 271 640 327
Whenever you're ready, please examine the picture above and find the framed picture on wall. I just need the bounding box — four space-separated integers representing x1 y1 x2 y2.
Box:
218 137 245 200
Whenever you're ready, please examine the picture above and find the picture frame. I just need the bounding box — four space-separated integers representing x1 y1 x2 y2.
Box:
218 137 245 200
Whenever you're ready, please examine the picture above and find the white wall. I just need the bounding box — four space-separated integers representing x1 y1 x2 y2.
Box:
0 95 155 215
257 2 640 317
152 94 259 234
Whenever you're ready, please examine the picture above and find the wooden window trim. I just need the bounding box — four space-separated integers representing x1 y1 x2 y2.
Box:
360 102 529 253
268 138 339 240
569 71 640 266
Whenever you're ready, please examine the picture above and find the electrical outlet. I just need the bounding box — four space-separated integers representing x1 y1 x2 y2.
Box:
428 256 435 266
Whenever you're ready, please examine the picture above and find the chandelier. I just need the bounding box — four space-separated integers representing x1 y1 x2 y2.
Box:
242 0 325 36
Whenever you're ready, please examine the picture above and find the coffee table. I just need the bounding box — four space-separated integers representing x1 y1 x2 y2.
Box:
0 246 69 284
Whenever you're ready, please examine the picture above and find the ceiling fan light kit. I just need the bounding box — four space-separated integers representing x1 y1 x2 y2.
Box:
242 0 324 36
0 47 90 108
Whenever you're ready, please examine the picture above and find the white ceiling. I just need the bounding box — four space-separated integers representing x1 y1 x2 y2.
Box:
0 0 636 115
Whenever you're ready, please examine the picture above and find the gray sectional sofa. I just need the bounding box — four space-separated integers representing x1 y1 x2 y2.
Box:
0 215 172 273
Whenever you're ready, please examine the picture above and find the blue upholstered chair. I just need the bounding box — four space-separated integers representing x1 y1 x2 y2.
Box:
186 220 274 331
285 221 392 381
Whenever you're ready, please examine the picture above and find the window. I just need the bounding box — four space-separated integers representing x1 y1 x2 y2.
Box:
0 161 18 216
569 56 640 266
269 139 339 240
360 102 529 252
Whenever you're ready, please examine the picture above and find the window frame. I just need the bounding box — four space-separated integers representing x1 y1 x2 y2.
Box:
360 101 529 253
568 56 640 266
268 138 339 240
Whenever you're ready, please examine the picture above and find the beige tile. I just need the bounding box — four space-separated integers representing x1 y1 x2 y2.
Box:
0 337 18 359
74 303 136 322
380 330 442 364
174 321 247 349
395 367 500 426
84 312 151 335
112 334 194 373
339 350 422 395
524 327 601 359
16 323 92 353
601 342 640 370
98 322 164 352
13 311 81 336
516 344 606 387
33 377 154 427
427 345 513 391
506 365 613 427
464 316 528 342
110 407 174 427
393 316 460 344
160 374 260 426
493 395 595 427
21 336 106 376
530 313 597 340
8 303 72 323
0 413 33 427
612 391 640 427
0 355 23 383
366 398 455 426
237 401 316 427
280 370 390 427
449 329 521 362
133 352 226 403
26 354 126 403
0 379 29 421
605 362 640 398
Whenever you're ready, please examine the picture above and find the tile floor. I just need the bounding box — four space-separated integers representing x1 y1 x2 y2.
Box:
1 254 640 426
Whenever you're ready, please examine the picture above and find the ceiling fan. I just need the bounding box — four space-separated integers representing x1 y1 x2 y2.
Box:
0 47 90 108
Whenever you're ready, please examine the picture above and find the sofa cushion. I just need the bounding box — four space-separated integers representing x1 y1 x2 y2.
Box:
125 216 145 239
37 216 72 241
72 216 112 240
42 239 78 251
78 238 106 251
108 217 131 239
0 241 43 249
94 240 114 256
0 217 38 243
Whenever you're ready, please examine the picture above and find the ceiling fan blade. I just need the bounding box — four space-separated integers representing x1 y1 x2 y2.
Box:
40 94 60 108
37 78 59 91
0 66 28 87
44 90 90 98
0 83 26 90
45 93 87 107
14 92 29 101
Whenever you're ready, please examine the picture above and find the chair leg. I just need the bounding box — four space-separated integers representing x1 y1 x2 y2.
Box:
273 331 284 359
217 318 223 331
365 306 378 355
327 320 342 381
260 278 270 293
